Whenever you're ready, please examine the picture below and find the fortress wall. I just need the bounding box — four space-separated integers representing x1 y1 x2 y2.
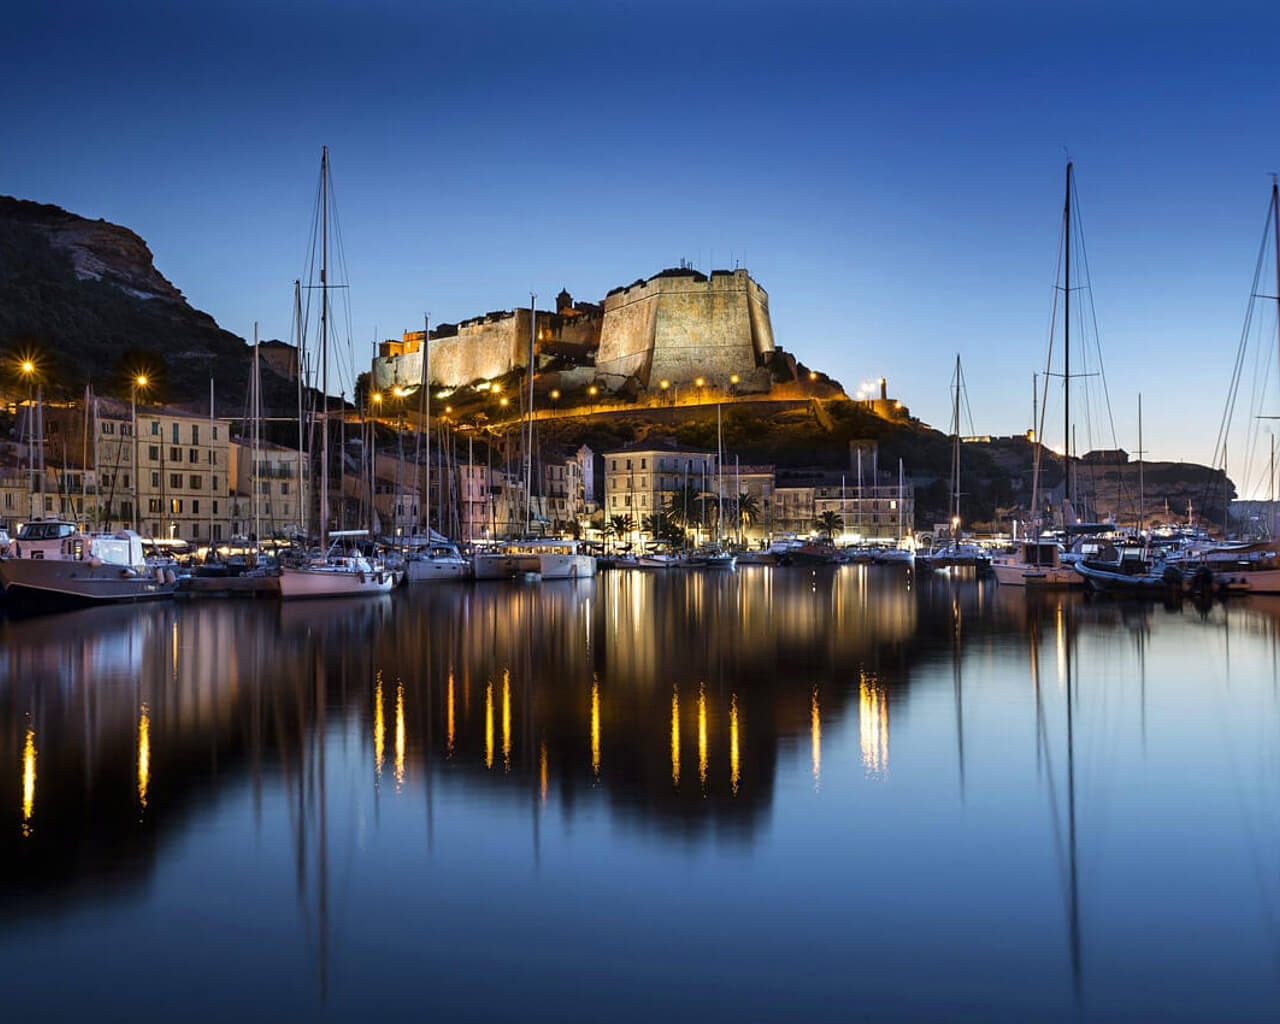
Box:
596 269 773 389
374 310 529 390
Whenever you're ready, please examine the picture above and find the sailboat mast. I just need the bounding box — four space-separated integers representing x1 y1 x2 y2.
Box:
717 403 724 543
209 377 215 548
1137 393 1144 533
1064 161 1073 514
319 146 329 550
421 314 430 536
294 280 305 538
951 354 961 526
253 321 261 545
524 294 535 537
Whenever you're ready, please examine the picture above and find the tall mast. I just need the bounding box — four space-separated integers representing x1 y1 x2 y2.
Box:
208 377 215 548
294 280 305 538
524 295 535 536
1137 393 1144 533
253 321 261 545
420 314 430 536
319 146 329 550
1064 161 1073 516
951 354 961 528
717 403 724 543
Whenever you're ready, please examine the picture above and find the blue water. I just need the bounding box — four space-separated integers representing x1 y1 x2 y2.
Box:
3 569 1280 1021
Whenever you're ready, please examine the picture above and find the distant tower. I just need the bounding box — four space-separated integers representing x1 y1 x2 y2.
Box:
556 288 573 314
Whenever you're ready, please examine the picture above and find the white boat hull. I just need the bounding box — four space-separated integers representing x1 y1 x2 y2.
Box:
536 553 596 579
991 563 1079 587
279 565 396 599
1212 567 1280 593
473 554 531 580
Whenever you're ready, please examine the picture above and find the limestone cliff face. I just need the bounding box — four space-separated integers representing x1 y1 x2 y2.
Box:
3 198 188 304
0 195 261 409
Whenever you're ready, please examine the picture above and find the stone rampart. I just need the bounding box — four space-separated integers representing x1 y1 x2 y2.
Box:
595 268 774 389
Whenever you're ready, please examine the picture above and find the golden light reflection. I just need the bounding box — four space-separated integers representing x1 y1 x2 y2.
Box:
21 724 36 835
540 741 548 805
502 669 512 773
374 674 385 777
485 681 494 770
859 675 888 778
590 680 601 778
138 703 151 808
394 683 406 789
698 684 708 789
1056 602 1066 692
447 670 455 758
671 686 681 788
729 693 740 795
811 687 822 791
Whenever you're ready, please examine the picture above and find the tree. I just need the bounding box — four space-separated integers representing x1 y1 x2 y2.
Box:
736 490 761 541
609 513 635 552
815 510 842 539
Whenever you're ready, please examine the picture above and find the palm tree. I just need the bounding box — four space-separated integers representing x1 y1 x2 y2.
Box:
609 513 636 552
815 510 842 539
736 491 761 543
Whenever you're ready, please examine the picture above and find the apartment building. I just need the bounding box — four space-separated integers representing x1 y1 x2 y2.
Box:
229 440 310 539
601 444 719 521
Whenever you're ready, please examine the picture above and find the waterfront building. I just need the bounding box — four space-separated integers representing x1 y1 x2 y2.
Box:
601 443 719 521
228 440 309 539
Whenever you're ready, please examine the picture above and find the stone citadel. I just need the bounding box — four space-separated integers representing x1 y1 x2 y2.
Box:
372 266 805 398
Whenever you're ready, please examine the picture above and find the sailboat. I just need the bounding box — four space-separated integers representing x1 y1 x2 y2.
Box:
917 355 988 574
280 148 394 600
687 402 736 569
994 163 1086 587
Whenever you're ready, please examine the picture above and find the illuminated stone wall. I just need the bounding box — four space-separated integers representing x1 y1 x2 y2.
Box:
595 269 775 389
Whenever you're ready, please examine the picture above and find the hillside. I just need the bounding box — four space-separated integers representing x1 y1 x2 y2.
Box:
0 196 287 414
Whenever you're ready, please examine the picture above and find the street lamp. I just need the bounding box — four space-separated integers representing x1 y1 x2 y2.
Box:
131 374 150 532
588 385 598 398
20 360 37 517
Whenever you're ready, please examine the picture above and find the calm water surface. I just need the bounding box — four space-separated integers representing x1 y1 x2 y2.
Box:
4 568 1280 1021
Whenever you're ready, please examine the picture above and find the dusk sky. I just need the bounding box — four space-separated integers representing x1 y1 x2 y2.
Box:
6 0 1280 473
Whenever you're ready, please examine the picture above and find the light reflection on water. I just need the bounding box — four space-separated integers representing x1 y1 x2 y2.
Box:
4 572 1280 1019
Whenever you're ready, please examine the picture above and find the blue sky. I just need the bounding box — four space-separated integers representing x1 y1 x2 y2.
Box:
5 0 1280 471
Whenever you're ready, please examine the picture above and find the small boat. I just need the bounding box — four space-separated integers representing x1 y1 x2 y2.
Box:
279 532 396 599
1072 547 1181 595
873 547 914 566
686 546 737 570
776 542 839 567
991 540 1078 587
402 538 471 583
0 521 176 609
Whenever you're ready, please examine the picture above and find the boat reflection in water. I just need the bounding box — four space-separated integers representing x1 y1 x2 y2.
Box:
7 570 1280 1018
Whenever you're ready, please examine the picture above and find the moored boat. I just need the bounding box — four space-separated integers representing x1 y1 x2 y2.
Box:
0 522 176 608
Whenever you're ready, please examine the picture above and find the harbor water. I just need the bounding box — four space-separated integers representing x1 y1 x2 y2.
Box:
4 568 1280 1020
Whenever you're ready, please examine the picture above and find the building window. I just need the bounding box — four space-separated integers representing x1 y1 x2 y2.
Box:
147 445 158 461
123 474 130 488
101 422 115 435
189 475 201 489
640 459 646 469
213 501 219 514
208 450 216 465
213 524 222 540
192 500 200 515
171 423 179 444
281 482 289 495
169 473 182 489
192 425 200 444
189 449 198 464
151 472 160 487
169 447 181 462
151 421 159 436
212 476 219 490
148 498 162 513
170 499 182 514
212 426 218 441
611 459 617 471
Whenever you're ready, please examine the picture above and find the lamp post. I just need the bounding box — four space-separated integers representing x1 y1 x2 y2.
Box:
549 389 560 417
20 360 36 517
132 374 148 532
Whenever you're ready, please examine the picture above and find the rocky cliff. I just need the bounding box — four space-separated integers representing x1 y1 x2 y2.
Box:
0 196 277 412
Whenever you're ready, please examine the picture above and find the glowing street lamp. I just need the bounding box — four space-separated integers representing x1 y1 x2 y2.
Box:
809 371 818 382
588 385 599 397
729 373 740 386
695 377 705 388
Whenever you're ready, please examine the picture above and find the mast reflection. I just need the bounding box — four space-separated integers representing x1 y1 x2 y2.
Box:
137 704 150 810
21 724 35 837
